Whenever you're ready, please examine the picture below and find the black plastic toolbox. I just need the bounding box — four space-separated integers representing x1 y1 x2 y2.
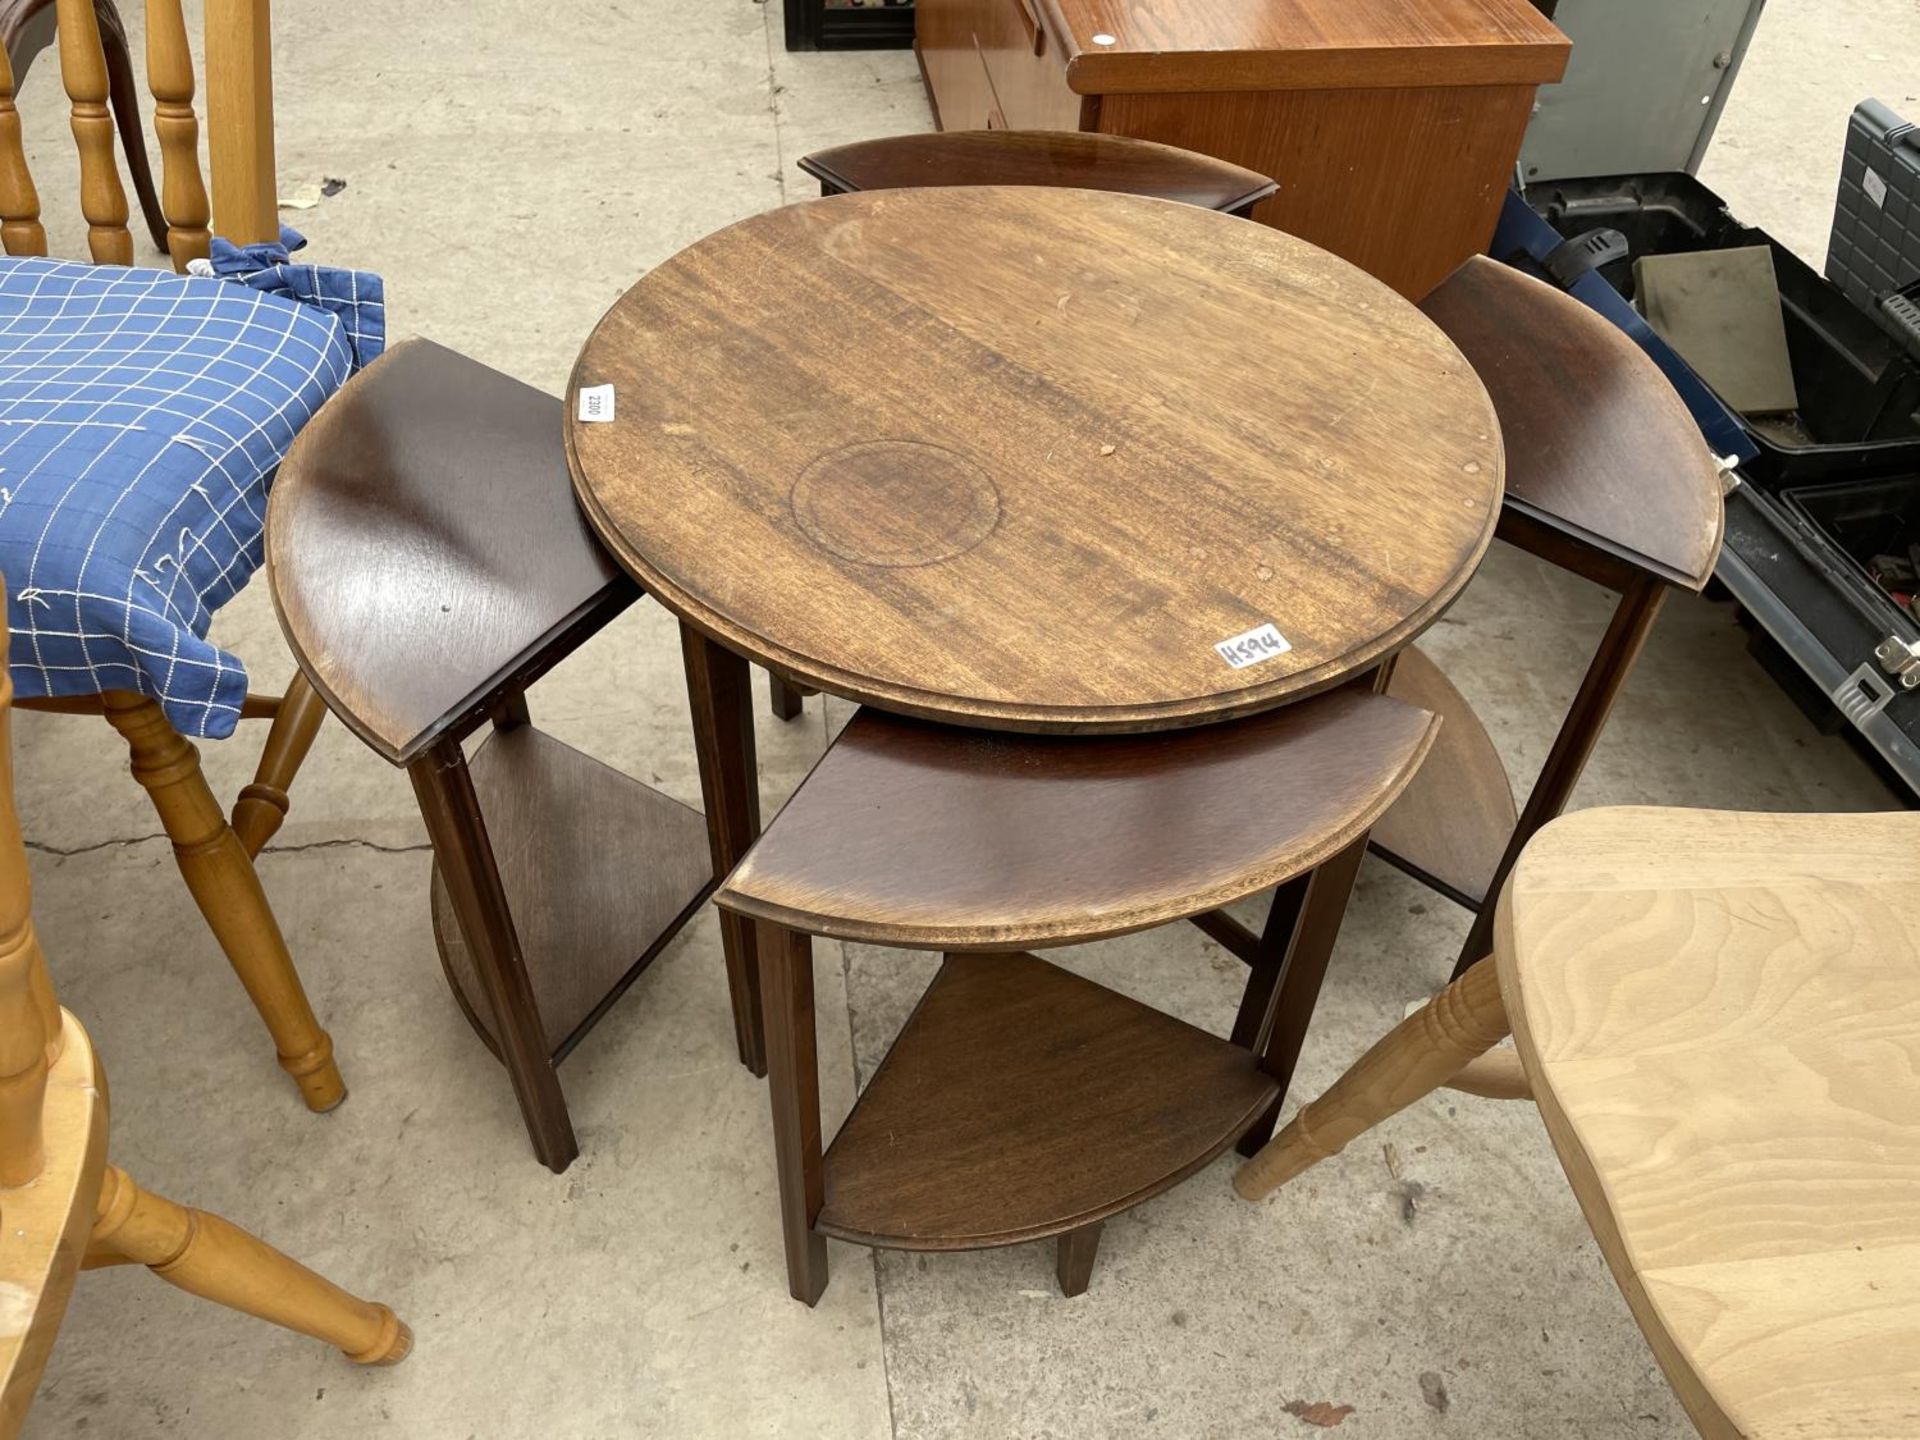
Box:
1515 167 1920 791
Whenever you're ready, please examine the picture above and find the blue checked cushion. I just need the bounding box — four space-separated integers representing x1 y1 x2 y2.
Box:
0 256 353 739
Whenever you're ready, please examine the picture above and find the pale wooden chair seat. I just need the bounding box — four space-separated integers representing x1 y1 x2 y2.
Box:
1238 804 1920 1437
0 1003 104 1432
798 130 1278 215
1502 806 1920 1438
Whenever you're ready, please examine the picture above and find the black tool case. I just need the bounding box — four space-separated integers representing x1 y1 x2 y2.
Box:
1516 130 1920 792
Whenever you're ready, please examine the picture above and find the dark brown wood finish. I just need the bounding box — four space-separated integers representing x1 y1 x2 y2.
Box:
571 187 1502 734
429 727 713 1062
799 130 1277 214
1450 575 1668 978
408 738 577 1174
682 623 767 1076
1054 1223 1103 1299
718 690 1437 950
1367 256 1727 979
1370 645 1518 910
723 684 1441 1302
269 339 636 766
1419 257 1726 591
760 921 828 1305
815 951 1279 1251
1240 833 1370 1153
267 338 737 1168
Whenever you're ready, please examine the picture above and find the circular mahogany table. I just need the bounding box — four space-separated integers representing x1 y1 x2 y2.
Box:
566 186 1502 1074
569 186 1502 735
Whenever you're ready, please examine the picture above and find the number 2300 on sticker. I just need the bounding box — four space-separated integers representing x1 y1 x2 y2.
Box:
1214 622 1292 670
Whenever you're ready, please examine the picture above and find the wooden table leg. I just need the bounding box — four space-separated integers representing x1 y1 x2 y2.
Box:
101 693 343 1113
1452 576 1667 978
682 623 766 1076
1055 1220 1103 1298
767 672 804 722
760 919 827 1305
1228 872 1311 1052
1235 834 1371 1157
409 738 577 1173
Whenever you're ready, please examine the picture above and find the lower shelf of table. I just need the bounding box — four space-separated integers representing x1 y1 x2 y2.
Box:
815 949 1278 1251
430 724 715 1064
1369 644 1519 911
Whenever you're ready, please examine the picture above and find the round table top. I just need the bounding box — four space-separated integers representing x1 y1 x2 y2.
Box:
568 186 1502 733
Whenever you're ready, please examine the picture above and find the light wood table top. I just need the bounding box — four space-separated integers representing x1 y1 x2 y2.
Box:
1500 806 1920 1438
569 186 1502 733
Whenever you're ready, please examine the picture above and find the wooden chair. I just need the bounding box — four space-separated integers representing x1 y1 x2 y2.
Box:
715 685 1438 1304
1370 256 1727 979
0 612 409 1439
763 130 1278 722
1 0 166 252
0 0 347 1111
1235 805 1920 1436
267 339 728 1174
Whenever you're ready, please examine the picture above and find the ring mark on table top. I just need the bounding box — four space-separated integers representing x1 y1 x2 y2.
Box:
790 439 1002 568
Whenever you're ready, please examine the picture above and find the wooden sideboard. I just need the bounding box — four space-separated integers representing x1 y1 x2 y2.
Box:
915 0 1570 299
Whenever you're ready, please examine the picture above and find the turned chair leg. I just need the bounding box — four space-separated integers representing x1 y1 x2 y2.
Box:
231 674 329 859
1234 959 1509 1200
95 0 168 254
760 919 828 1305
1055 1221 1103 1297
101 693 344 1113
90 1164 411 1364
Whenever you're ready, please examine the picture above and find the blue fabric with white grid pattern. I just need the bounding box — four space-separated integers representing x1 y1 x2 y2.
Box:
0 255 353 739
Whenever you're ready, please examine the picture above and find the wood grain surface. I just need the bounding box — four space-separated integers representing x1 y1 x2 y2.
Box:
429 726 713 1063
799 130 1275 213
1030 0 1567 96
270 339 635 766
1420 256 1725 591
1096 84 1540 301
0 1007 106 1435
815 950 1279 1249
571 187 1502 733
1497 806 1920 1438
1370 643 1517 908
717 688 1437 950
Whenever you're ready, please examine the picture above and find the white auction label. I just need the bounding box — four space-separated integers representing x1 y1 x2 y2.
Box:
1865 167 1889 208
1214 622 1292 670
577 384 616 422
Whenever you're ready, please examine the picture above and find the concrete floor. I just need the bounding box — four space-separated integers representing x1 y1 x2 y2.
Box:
10 1 1917 1435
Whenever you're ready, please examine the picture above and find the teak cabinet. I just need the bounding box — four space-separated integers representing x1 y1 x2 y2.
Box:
915 0 1570 299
